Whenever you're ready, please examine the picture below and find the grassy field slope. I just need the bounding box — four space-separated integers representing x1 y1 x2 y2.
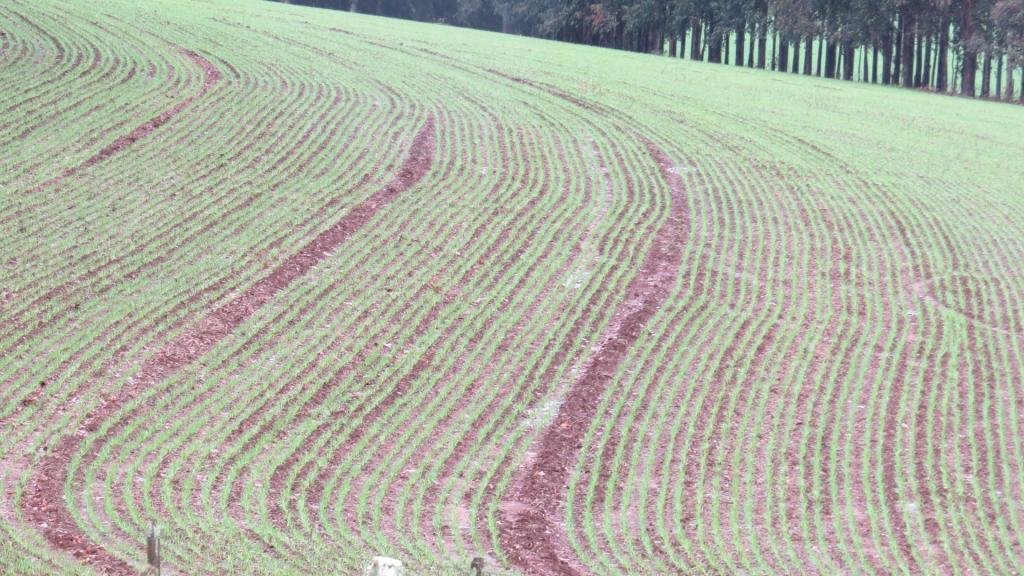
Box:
2 0 1024 574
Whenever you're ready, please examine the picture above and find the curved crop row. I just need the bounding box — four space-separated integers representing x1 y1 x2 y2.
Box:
2 0 1023 575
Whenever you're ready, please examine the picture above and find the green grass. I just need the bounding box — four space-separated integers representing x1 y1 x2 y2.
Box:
1 0 1023 574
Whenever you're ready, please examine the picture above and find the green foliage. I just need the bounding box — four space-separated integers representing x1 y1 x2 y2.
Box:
1 1 1023 575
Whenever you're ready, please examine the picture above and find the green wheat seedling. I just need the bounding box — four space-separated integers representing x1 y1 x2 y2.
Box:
1 0 1023 574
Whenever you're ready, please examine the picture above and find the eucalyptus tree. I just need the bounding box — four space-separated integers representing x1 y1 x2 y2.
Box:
274 0 1023 99
994 0 1024 98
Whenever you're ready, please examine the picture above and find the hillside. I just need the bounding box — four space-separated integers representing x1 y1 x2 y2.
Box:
2 0 1024 574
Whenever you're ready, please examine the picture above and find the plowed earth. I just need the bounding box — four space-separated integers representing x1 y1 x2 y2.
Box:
2 1 1023 575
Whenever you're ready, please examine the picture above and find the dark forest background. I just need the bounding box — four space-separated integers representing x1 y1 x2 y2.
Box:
275 0 1024 101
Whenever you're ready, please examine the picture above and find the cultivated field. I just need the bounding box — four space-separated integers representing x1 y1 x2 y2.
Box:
2 0 1024 574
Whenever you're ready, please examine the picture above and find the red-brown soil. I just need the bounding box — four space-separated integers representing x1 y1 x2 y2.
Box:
497 139 689 576
29 48 221 194
23 116 435 574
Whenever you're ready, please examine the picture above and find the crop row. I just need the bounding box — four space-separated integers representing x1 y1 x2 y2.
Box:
1 0 1022 575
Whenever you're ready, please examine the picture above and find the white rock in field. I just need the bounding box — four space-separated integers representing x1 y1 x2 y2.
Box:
366 556 403 576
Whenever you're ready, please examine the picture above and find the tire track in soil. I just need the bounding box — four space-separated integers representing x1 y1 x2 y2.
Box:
169 104 410 534
451 110 643 566
195 109 438 553
366 124 553 548
265 112 503 536
0 71 329 349
570 139 703 572
419 131 610 563
120 92 402 561
25 47 220 195
498 139 689 576
0 19 139 142
91 101 418 563
0 83 339 426
306 129 535 541
0 71 322 424
387 123 590 561
134 107 417 545
23 117 435 575
465 63 682 573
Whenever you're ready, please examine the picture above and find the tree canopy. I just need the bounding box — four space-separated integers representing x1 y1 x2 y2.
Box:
278 0 1024 99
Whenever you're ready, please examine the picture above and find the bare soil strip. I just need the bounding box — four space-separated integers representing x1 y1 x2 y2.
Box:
498 140 689 576
27 48 221 194
23 117 435 575
420 132 606 561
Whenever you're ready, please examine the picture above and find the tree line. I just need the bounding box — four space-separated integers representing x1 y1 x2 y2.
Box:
279 0 1024 101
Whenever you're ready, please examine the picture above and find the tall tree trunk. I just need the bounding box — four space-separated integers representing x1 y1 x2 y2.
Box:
961 0 977 95
709 32 722 63
779 39 789 72
914 29 924 86
952 49 960 90
1006 65 1015 100
668 34 677 57
757 28 767 69
735 22 745 66
883 26 893 84
691 17 703 61
825 38 838 79
922 35 933 89
996 54 1003 99
840 45 844 79
817 35 825 76
757 0 768 69
901 11 915 88
1020 67 1024 102
680 26 688 58
937 18 949 91
862 48 869 81
803 35 813 74
724 33 731 64
894 14 903 84
843 44 855 80
749 26 757 66
873 46 879 83
981 53 992 97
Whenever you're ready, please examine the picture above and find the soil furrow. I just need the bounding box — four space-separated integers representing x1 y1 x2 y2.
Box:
26 48 220 195
498 139 689 576
22 116 434 574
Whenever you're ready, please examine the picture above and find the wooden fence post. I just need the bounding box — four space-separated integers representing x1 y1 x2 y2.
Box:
146 523 161 576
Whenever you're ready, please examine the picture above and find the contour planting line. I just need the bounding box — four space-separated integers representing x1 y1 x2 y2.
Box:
25 47 221 195
22 115 435 575
498 138 690 576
